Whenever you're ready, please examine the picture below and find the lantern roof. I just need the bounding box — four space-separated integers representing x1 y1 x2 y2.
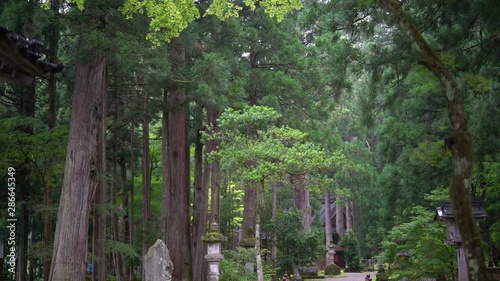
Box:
436 200 487 220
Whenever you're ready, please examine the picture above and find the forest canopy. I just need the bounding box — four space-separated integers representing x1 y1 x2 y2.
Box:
0 0 499 280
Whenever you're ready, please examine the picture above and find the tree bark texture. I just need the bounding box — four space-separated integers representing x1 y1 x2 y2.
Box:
345 197 352 232
49 52 107 281
167 38 192 281
161 91 170 239
375 1 487 280
324 191 333 265
192 104 208 281
92 79 107 281
291 174 312 232
241 181 256 241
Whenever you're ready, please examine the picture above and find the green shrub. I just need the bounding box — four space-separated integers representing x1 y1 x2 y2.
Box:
339 231 362 272
324 263 341 276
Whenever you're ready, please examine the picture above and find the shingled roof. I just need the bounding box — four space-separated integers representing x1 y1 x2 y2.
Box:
0 26 63 85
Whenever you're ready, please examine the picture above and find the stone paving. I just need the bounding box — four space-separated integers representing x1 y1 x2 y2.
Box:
323 271 376 281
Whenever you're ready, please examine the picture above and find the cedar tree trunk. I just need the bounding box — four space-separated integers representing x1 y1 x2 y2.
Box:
345 197 352 232
192 104 208 281
167 38 192 281
291 174 312 232
324 191 333 265
49 52 107 281
92 92 107 281
376 1 487 280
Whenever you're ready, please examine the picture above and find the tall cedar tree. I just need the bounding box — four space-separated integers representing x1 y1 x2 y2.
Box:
376 0 487 280
166 37 192 281
49 49 107 281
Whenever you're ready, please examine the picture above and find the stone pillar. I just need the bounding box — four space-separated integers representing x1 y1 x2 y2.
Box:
143 239 173 281
203 222 224 281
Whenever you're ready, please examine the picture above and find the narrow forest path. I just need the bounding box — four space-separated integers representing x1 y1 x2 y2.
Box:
323 271 376 281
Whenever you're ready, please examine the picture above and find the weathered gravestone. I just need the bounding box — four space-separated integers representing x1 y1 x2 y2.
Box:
298 264 319 278
143 239 173 281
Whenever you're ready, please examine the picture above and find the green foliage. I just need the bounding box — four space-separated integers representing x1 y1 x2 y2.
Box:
120 0 302 44
106 240 141 260
483 158 500 247
274 208 324 274
212 106 343 185
380 207 455 280
220 248 258 281
120 0 200 44
339 231 362 272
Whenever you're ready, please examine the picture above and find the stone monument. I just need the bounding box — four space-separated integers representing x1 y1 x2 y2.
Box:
143 239 173 281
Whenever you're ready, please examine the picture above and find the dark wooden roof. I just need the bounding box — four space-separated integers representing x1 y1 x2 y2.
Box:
436 200 488 220
0 26 63 85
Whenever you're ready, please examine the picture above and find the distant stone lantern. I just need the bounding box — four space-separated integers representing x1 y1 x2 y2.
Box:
436 200 487 281
327 244 336 265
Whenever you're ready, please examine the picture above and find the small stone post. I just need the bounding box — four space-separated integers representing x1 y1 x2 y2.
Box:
203 222 224 281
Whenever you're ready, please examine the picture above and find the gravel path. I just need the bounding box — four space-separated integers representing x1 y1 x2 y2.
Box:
323 271 376 281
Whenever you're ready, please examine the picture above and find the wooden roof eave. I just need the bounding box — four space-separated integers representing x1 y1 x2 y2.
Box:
0 26 63 86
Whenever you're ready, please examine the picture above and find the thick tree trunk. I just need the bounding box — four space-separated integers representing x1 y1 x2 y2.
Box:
324 191 333 265
291 174 312 232
376 1 487 280
192 104 208 281
167 38 192 281
161 91 170 238
241 95 257 243
345 197 352 232
241 181 256 241
92 83 107 281
49 52 107 281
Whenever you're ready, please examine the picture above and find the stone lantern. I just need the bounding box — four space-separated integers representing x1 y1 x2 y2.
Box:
327 244 336 265
436 200 487 281
203 222 224 281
